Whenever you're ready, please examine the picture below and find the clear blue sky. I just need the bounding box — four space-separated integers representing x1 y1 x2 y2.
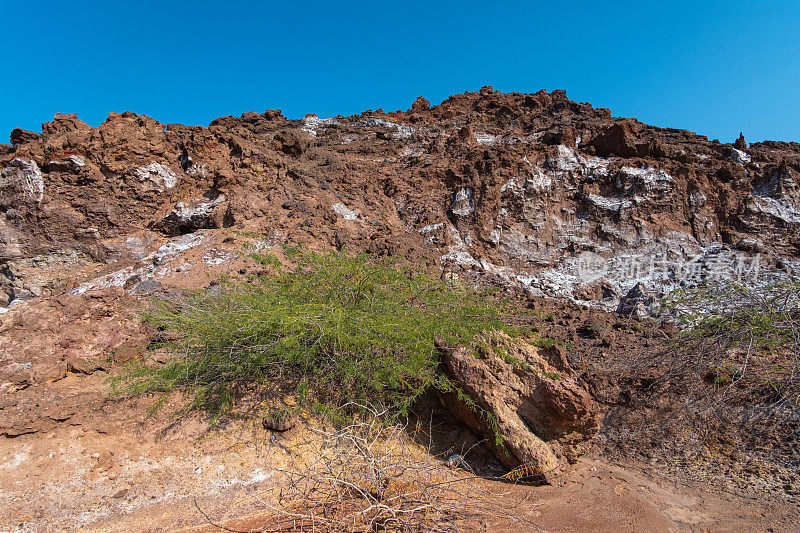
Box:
3 1 799 143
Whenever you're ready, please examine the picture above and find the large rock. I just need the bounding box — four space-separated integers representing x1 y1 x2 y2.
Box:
10 128 40 145
734 132 747 151
590 120 646 157
617 282 656 318
411 96 431 112
152 193 232 235
0 158 44 205
436 332 599 482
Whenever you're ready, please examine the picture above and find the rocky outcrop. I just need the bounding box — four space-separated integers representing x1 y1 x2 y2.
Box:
411 96 431 112
153 193 232 235
1 158 44 204
617 282 657 318
1 90 798 315
436 332 598 482
734 132 747 151
589 120 647 157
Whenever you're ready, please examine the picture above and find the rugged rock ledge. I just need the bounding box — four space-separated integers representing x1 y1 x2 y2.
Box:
2 88 799 315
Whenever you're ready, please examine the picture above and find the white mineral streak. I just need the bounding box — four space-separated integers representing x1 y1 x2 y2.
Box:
474 132 499 145
69 233 206 295
301 115 338 137
332 202 360 220
3 158 44 202
134 162 178 190
357 117 415 140
731 148 751 165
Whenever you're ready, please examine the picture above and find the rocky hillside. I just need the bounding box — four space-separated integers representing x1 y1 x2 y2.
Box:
2 89 800 531
2 87 799 316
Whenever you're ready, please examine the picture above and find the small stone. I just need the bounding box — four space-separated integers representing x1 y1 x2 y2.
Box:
617 282 656 319
446 454 464 469
262 410 297 432
450 187 475 217
735 238 763 253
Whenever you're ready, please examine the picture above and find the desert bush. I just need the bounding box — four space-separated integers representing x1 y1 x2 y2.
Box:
114 250 519 423
597 280 800 498
664 280 800 412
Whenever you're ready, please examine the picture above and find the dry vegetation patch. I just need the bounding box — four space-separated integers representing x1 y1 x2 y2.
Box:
194 407 533 532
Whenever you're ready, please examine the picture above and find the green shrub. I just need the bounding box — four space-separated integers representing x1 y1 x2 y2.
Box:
114 250 519 422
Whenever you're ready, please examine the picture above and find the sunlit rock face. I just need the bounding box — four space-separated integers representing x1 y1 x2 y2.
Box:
2 91 799 314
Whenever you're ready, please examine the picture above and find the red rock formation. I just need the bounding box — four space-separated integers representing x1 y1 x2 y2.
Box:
1 89 798 313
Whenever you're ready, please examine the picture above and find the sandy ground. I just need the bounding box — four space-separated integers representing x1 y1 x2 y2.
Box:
2 403 796 532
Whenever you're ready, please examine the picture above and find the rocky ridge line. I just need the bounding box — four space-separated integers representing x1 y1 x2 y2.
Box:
1 88 799 315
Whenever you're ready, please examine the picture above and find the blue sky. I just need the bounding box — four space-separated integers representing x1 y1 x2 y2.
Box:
3 1 799 143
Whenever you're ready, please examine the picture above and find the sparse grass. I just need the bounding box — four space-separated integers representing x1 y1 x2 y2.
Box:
530 310 555 321
249 251 281 268
533 336 556 350
472 334 562 385
114 250 522 427
230 229 266 238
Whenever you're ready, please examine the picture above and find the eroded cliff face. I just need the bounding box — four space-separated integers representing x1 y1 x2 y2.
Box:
1 88 799 313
